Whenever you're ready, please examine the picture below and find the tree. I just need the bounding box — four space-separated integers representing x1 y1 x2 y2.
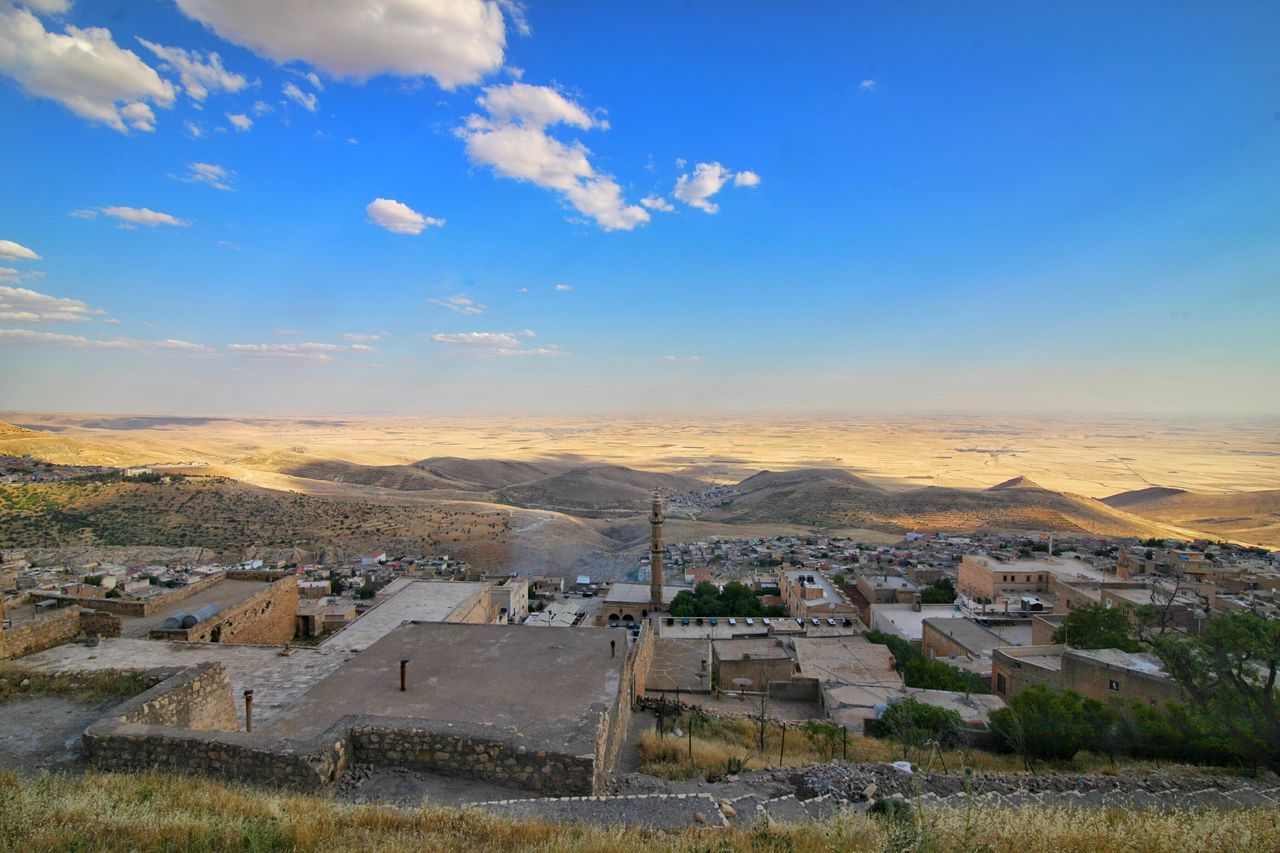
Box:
919 578 957 605
801 720 844 760
668 581 782 618
1152 611 1280 773
1051 604 1141 652
879 699 964 760
988 685 1117 762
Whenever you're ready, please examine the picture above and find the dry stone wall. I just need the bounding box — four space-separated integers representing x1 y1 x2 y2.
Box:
0 606 122 659
151 577 298 646
117 662 238 731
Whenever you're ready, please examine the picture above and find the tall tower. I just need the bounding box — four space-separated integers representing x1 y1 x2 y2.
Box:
649 492 665 610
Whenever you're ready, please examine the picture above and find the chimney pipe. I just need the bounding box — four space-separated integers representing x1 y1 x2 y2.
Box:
243 689 254 733
400 659 409 692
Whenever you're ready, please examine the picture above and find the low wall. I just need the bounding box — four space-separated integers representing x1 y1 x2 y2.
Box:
150 577 298 646
32 572 226 617
351 720 594 795
0 606 83 659
118 662 238 731
78 608 123 638
83 662 599 795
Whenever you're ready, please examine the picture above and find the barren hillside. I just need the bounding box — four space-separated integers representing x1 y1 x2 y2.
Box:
1102 487 1280 546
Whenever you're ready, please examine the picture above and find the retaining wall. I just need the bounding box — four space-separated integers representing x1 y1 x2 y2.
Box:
149 577 298 646
118 662 238 731
0 606 122 659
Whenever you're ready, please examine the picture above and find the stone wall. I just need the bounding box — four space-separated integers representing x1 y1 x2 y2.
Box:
32 571 226 617
446 585 498 624
79 608 123 638
152 577 298 645
351 719 594 795
118 662 238 731
628 619 655 701
0 605 82 659
82 662 601 796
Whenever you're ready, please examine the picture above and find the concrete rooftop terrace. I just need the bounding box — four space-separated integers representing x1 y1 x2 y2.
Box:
320 580 486 653
263 622 624 757
119 579 270 639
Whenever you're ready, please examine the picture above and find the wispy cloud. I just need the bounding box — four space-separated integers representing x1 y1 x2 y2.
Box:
137 38 247 101
553 283 572 292
74 206 190 228
340 332 383 342
662 354 702 362
427 329 565 358
0 285 101 323
178 162 233 191
0 328 215 356
0 240 41 262
427 293 485 315
226 112 252 131
282 81 317 112
226 341 376 362
673 162 761 214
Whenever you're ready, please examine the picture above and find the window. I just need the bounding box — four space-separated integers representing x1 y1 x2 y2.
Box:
997 673 1007 694
1109 679 1120 692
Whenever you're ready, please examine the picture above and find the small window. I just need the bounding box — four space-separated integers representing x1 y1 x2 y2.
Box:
997 673 1007 694
1109 679 1120 692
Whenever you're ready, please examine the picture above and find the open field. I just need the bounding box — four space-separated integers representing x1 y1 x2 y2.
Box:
2 414 1278 563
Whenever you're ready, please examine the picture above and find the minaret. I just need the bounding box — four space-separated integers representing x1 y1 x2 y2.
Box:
649 492 665 610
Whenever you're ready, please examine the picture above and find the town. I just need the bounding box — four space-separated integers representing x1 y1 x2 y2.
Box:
3 492 1278 828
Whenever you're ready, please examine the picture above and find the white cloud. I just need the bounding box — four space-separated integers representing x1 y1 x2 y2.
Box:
174 0 510 89
120 101 156 131
184 119 204 138
252 99 273 115
366 197 443 234
96 206 190 228
428 329 565 358
0 328 215 356
340 332 381 342
860 79 876 90
516 286 528 293
0 4 175 133
641 194 674 212
136 38 247 101
282 81 317 111
428 293 485 315
305 70 323 91
673 162 760 213
227 341 374 362
180 162 233 191
22 0 71 13
0 240 41 261
0 285 100 323
662 354 701 362
553 283 572 292
458 83 647 232
227 112 252 131
275 328 302 336
673 162 731 214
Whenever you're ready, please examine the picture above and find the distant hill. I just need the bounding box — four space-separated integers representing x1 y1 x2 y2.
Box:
0 420 149 466
709 468 1180 540
1099 486 1191 509
412 457 564 490
988 476 1044 490
1101 487 1280 547
497 465 704 514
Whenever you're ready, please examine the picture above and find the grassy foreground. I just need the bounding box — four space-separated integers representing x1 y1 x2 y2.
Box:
1 771 1278 852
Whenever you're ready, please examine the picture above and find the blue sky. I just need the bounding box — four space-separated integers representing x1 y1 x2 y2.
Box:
1 0 1277 415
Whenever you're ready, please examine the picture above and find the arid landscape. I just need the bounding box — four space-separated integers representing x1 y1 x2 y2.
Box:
3 413 1277 574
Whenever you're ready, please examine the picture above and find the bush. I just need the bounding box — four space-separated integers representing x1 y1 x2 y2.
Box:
864 630 991 694
879 699 965 751
989 685 1118 762
668 581 782 618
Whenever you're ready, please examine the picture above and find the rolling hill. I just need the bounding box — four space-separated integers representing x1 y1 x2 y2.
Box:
1101 487 1280 546
496 465 705 515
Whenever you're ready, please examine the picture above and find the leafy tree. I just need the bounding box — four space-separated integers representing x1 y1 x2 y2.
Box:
1051 603 1141 652
1117 700 1245 767
919 578 957 605
879 699 964 758
1152 611 1280 773
864 630 991 694
668 581 782 618
988 685 1118 762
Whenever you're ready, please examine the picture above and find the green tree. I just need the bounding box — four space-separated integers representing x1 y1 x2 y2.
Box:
1152 611 1280 773
1051 604 1141 652
878 699 965 758
919 578 957 604
801 720 845 760
988 685 1118 762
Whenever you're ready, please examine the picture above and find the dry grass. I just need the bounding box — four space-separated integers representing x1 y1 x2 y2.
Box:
0 666 153 702
0 770 1275 852
637 717 1247 782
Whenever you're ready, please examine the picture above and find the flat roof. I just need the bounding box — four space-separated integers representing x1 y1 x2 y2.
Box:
713 637 790 661
869 603 962 643
783 570 844 606
923 618 1009 654
969 554 1111 584
1066 647 1168 676
603 582 685 605
320 580 486 653
793 635 902 690
264 622 623 755
120 579 270 639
